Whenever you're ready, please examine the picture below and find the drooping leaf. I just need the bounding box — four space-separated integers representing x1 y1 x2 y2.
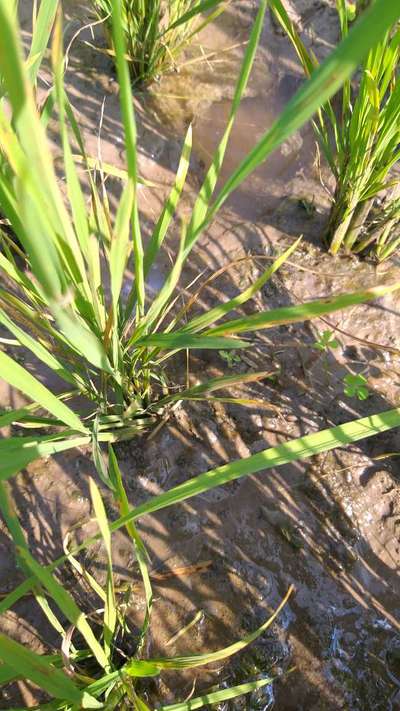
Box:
0 634 101 708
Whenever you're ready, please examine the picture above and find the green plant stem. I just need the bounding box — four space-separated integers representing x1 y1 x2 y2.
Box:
329 192 361 254
343 197 374 250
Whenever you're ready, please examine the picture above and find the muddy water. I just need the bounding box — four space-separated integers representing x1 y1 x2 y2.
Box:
2 1 400 709
143 2 329 222
193 90 317 221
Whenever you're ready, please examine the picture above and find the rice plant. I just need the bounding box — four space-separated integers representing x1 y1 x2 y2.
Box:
89 0 226 85
271 0 400 259
0 454 293 709
0 0 399 487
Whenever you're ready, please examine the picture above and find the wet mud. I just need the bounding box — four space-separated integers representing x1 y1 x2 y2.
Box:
1 1 400 709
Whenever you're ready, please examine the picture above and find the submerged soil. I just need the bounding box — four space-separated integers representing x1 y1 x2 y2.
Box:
1 1 400 708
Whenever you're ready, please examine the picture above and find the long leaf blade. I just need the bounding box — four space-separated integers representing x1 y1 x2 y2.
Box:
111 407 400 527
18 547 109 671
201 283 400 335
134 334 249 349
125 586 293 674
28 0 59 84
110 0 144 313
0 633 101 708
0 350 86 432
158 676 276 711
108 447 153 645
89 477 117 663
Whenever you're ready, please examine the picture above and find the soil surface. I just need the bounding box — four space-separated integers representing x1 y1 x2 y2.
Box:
1 1 400 709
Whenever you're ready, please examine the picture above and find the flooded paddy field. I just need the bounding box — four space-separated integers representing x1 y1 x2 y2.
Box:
1 1 400 708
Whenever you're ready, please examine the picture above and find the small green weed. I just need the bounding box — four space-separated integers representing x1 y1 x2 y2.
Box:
343 373 369 400
219 349 242 368
313 329 340 352
298 196 316 217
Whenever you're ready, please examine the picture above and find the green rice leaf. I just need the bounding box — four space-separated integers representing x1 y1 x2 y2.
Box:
0 634 102 707
52 12 91 262
165 0 226 34
158 677 275 710
134 334 249 350
0 402 42 427
202 283 400 336
136 220 189 333
0 480 66 637
51 301 114 375
0 349 86 432
108 446 153 644
28 0 59 84
181 238 301 333
143 124 192 279
110 179 134 309
110 408 400 529
0 308 78 386
0 481 29 561
123 660 161 678
132 693 152 711
0 661 19 685
0 433 91 482
18 547 109 671
0 5 84 295
184 0 266 254
89 477 117 663
64 533 107 604
157 370 274 406
110 0 144 313
125 586 292 674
